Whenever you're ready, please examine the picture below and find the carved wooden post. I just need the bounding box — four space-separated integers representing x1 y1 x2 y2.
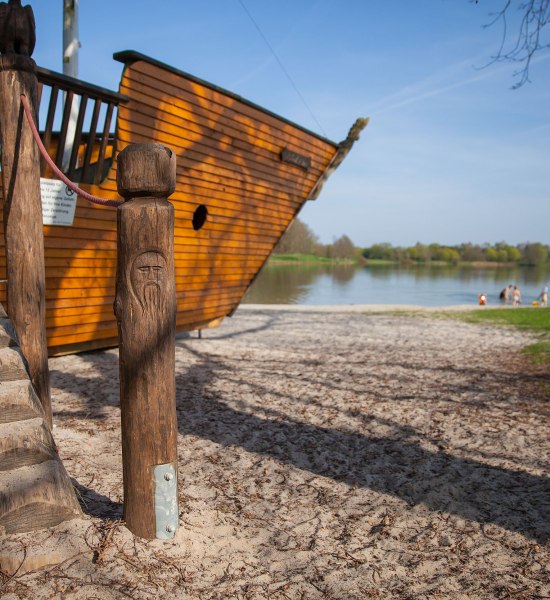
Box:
115 143 178 539
0 0 52 427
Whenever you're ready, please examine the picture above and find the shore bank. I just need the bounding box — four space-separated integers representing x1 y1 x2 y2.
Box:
240 303 487 313
1 308 548 598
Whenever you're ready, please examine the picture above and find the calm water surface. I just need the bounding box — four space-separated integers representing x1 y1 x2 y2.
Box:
243 264 550 307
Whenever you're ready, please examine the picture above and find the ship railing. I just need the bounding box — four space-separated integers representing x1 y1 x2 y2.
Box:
36 67 128 185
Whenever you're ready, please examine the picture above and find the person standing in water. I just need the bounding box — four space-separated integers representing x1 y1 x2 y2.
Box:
512 286 522 307
499 284 513 303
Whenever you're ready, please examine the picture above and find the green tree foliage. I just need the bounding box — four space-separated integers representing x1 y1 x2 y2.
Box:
275 219 358 260
521 242 549 265
507 246 522 262
363 243 396 261
436 247 461 263
408 243 431 262
485 247 499 261
362 241 550 265
273 217 320 255
330 235 357 260
459 243 485 262
494 242 522 262
274 218 549 267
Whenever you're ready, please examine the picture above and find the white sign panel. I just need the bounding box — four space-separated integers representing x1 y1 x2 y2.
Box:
40 178 77 226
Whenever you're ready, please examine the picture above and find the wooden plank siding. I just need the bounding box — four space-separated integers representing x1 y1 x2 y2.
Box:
0 51 346 355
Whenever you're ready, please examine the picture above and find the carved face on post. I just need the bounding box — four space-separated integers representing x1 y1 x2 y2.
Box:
0 0 36 57
130 251 167 314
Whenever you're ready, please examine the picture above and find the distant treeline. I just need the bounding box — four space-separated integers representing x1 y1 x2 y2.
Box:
363 241 549 266
274 219 549 266
273 218 357 260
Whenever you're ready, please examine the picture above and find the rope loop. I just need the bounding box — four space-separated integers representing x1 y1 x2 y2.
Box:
20 94 122 208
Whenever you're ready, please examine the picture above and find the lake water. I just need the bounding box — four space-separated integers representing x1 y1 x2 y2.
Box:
243 263 550 307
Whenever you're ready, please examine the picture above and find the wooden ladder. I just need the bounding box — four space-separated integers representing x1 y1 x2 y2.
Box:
0 304 82 534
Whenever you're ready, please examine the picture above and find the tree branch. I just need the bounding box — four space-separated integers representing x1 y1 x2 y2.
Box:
477 0 550 87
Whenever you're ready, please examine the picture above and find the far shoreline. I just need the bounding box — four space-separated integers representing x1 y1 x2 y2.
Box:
266 255 550 269
238 303 538 313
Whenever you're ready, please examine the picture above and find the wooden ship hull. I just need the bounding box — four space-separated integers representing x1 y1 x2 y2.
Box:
0 51 365 355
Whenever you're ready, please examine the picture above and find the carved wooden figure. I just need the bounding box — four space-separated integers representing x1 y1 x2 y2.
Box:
0 0 36 57
115 143 178 540
0 0 51 426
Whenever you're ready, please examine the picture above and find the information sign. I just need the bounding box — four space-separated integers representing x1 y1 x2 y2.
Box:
40 178 77 226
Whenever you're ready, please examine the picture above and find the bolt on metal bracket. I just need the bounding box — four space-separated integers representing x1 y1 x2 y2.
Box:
153 463 178 539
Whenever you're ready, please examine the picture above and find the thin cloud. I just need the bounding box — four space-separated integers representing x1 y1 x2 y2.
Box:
368 60 508 117
369 50 550 117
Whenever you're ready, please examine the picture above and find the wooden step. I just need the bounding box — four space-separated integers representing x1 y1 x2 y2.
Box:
0 418 58 471
0 314 19 347
0 460 82 534
0 346 30 381
0 303 82 535
0 379 45 424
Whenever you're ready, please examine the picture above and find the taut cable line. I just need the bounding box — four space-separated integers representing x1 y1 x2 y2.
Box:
20 94 122 207
237 0 327 137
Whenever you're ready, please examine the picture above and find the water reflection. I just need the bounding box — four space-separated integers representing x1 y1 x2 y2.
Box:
243 263 550 306
244 264 321 304
367 264 548 286
330 264 356 285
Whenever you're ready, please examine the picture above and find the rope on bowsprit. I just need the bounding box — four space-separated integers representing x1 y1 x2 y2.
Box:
20 94 122 207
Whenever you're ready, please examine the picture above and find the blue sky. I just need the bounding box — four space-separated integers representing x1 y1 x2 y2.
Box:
31 1 550 247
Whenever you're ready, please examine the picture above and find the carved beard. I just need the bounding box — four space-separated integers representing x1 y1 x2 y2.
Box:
141 281 162 314
130 251 167 315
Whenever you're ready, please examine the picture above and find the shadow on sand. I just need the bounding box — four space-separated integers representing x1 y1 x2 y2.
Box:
51 330 549 543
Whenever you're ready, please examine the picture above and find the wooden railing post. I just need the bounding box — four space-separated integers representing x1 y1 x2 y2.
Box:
115 143 178 539
0 0 52 427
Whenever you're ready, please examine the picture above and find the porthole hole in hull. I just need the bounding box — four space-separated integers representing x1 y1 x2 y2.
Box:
192 204 208 231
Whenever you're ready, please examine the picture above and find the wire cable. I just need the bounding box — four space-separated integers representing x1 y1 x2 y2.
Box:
237 0 327 137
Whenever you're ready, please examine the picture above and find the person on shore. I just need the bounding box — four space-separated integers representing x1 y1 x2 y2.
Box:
512 286 521 307
499 285 513 302
540 286 548 307
478 292 488 306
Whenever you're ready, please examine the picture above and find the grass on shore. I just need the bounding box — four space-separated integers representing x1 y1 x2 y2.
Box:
269 255 550 268
444 307 550 365
268 254 356 265
451 307 550 331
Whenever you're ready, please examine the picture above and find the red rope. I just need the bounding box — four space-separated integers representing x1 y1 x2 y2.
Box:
20 94 122 207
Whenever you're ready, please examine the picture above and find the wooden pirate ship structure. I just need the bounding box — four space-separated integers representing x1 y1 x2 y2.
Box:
0 50 366 355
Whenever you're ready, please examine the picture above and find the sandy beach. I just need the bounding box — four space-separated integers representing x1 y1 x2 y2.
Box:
1 306 549 599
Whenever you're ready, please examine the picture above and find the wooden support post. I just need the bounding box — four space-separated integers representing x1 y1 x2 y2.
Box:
115 143 178 540
0 1 52 427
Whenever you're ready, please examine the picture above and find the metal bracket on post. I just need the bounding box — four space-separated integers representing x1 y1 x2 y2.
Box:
153 463 178 539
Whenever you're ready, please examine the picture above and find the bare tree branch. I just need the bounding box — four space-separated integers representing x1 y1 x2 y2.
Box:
476 0 550 87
